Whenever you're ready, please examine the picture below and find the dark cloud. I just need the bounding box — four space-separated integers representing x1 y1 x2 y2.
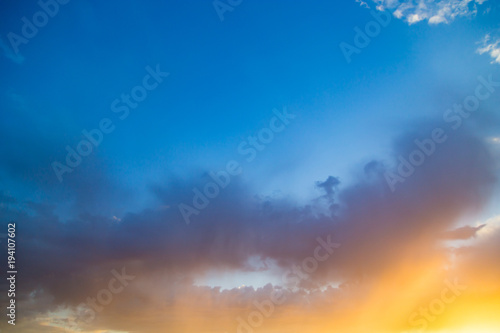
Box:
316 175 340 199
0 119 498 332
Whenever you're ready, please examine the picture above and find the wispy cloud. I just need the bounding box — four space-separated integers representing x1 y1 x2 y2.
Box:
368 0 488 25
477 33 500 64
356 0 371 9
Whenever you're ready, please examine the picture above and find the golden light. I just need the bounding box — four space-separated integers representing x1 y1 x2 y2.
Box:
435 326 500 333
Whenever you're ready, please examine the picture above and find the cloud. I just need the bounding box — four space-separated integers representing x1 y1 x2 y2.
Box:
370 0 488 24
441 224 486 240
356 0 371 9
0 116 498 332
452 218 500 309
316 176 340 199
477 33 500 64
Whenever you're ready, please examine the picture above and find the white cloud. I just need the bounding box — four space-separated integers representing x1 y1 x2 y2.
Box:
368 0 488 25
408 13 423 23
476 215 500 238
477 34 500 64
356 0 371 9
429 15 447 24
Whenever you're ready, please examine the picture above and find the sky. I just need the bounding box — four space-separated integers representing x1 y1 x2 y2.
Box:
0 0 500 332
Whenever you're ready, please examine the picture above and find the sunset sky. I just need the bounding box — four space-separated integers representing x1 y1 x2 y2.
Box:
1 0 500 332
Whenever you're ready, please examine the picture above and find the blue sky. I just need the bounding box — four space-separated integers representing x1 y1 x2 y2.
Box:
1 1 499 212
1 1 500 332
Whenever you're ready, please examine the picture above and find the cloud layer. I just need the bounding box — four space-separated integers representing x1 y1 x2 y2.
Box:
1 118 499 332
